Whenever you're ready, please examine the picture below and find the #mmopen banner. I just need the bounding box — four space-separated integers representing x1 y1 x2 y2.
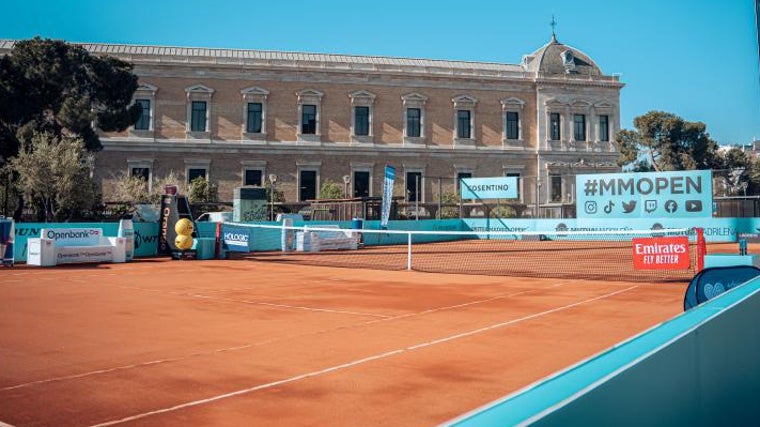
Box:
381 165 395 228
576 170 712 219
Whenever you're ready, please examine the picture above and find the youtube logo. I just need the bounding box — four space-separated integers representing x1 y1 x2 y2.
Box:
685 200 702 212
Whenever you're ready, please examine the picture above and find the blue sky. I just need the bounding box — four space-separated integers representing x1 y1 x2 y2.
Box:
2 0 759 145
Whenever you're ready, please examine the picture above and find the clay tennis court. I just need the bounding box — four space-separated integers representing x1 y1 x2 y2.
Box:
0 255 691 427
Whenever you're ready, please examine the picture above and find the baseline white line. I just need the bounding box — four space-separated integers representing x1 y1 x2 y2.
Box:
87 285 637 427
88 349 406 427
2 283 564 391
408 286 637 350
0 420 16 427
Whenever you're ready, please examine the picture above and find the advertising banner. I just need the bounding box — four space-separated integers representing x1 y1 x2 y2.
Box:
632 236 691 270
41 228 101 246
221 223 253 252
55 245 114 265
460 177 518 200
381 165 395 228
576 170 712 219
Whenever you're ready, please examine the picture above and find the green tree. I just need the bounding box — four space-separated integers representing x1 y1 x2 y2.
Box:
489 203 517 218
614 111 719 171
1 37 140 219
319 179 344 199
10 132 99 221
439 192 460 219
714 147 760 196
188 176 218 204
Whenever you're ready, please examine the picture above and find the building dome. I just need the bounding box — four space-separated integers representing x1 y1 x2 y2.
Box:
522 35 603 76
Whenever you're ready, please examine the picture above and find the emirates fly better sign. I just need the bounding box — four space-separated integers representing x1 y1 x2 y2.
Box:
632 236 691 270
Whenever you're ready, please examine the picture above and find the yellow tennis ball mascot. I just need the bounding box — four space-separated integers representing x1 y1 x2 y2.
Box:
174 218 195 252
174 233 194 251
175 218 195 236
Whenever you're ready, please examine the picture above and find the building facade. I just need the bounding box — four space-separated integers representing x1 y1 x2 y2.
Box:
5 36 625 217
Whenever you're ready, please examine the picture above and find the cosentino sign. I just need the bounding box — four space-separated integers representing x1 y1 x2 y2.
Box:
632 236 691 270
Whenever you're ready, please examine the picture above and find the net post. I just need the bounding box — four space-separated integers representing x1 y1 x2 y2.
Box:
694 227 705 272
407 232 412 271
214 221 222 259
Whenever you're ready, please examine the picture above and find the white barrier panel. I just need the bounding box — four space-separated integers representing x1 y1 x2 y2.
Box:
118 219 134 261
27 228 126 267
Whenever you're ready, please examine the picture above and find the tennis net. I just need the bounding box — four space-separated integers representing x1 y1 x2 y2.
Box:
219 222 703 282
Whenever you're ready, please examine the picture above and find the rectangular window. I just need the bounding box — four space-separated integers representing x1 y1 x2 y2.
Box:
246 102 262 133
134 99 150 130
506 112 519 140
407 108 421 137
353 171 370 198
406 172 422 202
457 110 471 139
456 172 472 193
354 106 369 136
550 113 561 140
244 169 262 186
301 104 317 134
187 168 207 184
506 172 521 200
550 175 563 202
131 167 150 181
573 114 586 141
300 170 317 201
191 101 207 132
599 115 609 142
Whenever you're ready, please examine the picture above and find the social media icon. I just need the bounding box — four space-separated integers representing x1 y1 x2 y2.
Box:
584 201 598 214
685 200 702 212
622 200 637 214
645 200 657 214
603 201 615 214
664 200 678 214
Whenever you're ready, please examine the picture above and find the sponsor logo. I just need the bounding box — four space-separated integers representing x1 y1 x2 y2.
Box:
632 236 690 270
45 229 96 240
133 230 159 250
223 232 249 244
685 200 702 212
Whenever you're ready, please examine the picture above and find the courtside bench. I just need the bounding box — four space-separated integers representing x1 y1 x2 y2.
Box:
296 225 359 252
27 228 127 267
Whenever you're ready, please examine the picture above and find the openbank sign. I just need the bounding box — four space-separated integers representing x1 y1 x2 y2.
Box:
576 170 712 219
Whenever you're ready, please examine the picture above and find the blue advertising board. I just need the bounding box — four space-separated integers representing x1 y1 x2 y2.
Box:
220 223 253 252
576 170 712 219
460 177 518 200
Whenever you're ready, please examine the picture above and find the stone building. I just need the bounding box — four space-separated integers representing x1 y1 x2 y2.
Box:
4 35 623 217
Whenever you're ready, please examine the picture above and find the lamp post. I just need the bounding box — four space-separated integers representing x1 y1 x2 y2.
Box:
268 173 277 221
342 174 351 198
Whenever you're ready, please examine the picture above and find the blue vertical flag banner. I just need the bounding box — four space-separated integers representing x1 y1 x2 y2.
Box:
576 170 713 218
381 165 395 228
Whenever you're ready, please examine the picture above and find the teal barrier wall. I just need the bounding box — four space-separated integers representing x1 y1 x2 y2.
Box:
14 222 159 262
464 217 760 243
447 277 760 427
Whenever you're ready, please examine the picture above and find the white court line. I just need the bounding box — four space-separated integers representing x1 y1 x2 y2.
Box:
2 283 565 392
87 286 637 427
182 293 391 318
0 421 16 427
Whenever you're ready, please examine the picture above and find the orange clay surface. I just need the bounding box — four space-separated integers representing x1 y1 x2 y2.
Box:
0 257 692 426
